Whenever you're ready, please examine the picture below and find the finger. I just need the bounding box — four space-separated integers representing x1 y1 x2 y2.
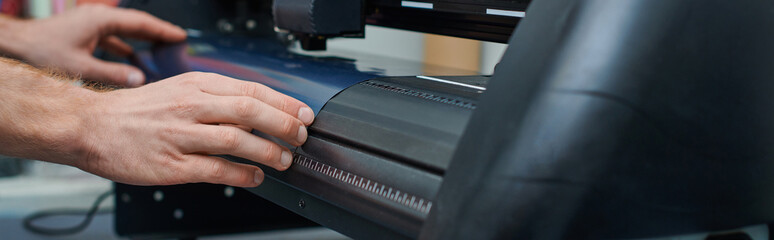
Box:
98 36 133 56
95 7 186 42
220 123 252 132
192 74 315 125
77 56 144 87
183 154 264 187
178 125 294 171
197 96 307 146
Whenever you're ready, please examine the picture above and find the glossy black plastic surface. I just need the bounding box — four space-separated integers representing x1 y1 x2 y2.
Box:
114 183 317 238
423 0 774 239
240 76 485 239
273 0 364 36
366 0 528 42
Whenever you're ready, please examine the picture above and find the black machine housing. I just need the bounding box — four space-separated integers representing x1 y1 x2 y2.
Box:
271 0 528 49
115 0 498 238
115 0 774 239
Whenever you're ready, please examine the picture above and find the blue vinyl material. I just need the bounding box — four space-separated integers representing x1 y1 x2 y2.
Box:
135 36 384 113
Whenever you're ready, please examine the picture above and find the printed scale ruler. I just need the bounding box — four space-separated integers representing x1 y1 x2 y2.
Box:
293 154 433 215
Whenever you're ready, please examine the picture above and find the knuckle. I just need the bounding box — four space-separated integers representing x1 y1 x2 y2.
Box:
216 128 241 152
239 82 260 98
160 126 185 140
178 71 200 79
178 72 219 87
207 161 227 180
156 154 186 184
277 97 291 113
206 72 222 77
233 98 257 119
263 144 281 163
169 97 199 117
178 71 205 81
160 153 184 170
177 76 199 87
199 72 220 79
279 117 297 137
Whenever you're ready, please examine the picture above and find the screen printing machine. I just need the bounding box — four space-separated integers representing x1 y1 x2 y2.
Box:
108 0 774 239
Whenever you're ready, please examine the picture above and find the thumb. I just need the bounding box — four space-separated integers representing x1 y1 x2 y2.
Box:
79 57 145 87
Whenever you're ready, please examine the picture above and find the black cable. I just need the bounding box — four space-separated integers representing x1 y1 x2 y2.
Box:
22 189 114 236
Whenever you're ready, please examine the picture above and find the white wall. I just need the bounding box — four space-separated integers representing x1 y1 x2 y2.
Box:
327 25 426 63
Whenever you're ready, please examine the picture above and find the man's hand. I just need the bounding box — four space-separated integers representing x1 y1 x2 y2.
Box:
78 72 315 187
0 58 315 187
0 5 186 87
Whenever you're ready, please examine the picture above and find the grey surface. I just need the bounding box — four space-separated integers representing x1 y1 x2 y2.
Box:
0 215 121 240
0 161 113 219
1 214 349 240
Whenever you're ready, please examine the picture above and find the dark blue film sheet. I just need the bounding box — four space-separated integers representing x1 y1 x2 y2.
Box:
137 36 385 113
136 35 479 113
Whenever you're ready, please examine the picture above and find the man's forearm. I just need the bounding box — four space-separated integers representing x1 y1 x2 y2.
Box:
0 57 92 166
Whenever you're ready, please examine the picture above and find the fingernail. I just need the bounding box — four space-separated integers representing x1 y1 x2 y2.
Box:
297 125 307 144
281 151 292 168
254 170 263 185
298 107 315 125
127 71 144 87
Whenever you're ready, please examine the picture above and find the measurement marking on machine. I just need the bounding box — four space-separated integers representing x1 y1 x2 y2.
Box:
293 154 433 214
359 81 478 110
